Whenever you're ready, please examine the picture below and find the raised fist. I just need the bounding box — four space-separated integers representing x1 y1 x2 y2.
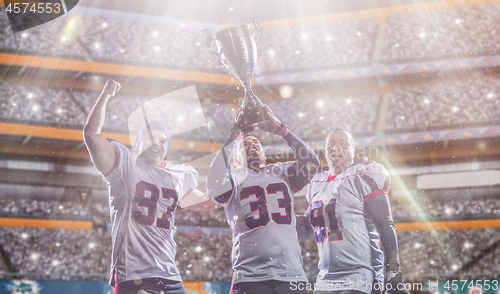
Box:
101 79 121 98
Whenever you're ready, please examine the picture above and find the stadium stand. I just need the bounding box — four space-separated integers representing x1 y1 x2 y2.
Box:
385 76 500 131
0 198 91 220
0 227 111 280
2 3 500 72
1 226 499 281
3 195 500 225
0 10 223 72
381 3 500 62
0 83 85 126
391 197 500 222
257 18 377 73
397 228 500 278
266 92 380 139
2 72 500 139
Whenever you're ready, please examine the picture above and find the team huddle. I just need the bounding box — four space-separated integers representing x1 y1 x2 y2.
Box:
83 80 410 294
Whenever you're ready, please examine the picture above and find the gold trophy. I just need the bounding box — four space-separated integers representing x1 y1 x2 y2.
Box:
205 19 269 133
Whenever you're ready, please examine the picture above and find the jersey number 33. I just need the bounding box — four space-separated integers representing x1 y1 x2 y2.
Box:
240 183 292 229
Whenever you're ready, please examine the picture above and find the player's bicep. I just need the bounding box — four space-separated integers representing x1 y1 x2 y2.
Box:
364 193 393 225
84 134 117 175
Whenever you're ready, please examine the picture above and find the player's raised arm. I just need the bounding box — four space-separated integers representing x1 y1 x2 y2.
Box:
83 79 121 175
206 124 241 204
263 105 319 192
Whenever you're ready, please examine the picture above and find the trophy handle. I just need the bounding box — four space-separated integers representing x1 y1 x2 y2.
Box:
252 19 263 46
252 18 263 57
204 29 227 67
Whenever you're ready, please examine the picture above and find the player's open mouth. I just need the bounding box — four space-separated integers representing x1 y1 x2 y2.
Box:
331 153 343 158
148 148 161 155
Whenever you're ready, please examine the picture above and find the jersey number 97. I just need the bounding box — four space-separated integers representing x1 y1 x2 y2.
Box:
133 181 178 229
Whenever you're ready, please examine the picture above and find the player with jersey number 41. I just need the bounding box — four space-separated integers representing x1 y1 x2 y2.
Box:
297 128 410 294
83 79 217 294
207 104 320 294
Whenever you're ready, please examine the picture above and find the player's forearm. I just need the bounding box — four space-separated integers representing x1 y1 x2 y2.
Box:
83 80 120 175
83 80 119 142
282 132 320 190
83 93 111 141
206 131 239 199
283 132 319 169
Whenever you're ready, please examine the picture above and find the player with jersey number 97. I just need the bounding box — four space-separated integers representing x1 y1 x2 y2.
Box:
207 104 320 294
83 79 217 294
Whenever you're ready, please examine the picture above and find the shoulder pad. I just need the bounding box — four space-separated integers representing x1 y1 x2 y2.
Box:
357 161 390 191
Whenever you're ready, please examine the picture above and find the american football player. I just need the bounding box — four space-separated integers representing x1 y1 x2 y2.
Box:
298 129 409 294
83 80 214 294
207 106 320 294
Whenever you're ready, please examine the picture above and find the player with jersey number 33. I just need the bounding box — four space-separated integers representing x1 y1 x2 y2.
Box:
207 105 320 294
83 80 216 294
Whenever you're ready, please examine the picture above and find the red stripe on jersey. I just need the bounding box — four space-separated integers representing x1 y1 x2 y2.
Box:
311 173 356 183
364 190 387 202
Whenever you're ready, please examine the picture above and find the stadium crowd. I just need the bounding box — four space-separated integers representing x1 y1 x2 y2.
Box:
1 196 499 224
3 3 500 71
382 3 500 62
2 75 500 140
385 76 500 130
266 92 380 139
257 18 377 73
0 198 91 220
1 226 499 281
390 197 500 222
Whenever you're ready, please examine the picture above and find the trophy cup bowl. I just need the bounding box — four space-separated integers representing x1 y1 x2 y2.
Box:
205 19 269 133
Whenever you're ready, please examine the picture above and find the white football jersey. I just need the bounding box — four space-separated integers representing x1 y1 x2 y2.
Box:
305 158 390 293
102 141 197 285
212 162 308 284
